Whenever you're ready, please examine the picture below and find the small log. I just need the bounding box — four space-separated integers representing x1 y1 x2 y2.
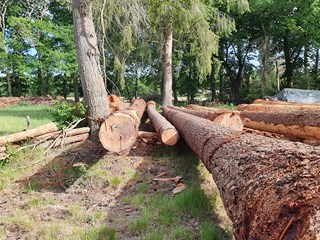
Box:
108 94 125 113
173 106 243 131
147 101 179 145
138 131 158 139
163 107 320 240
0 123 58 145
41 133 89 148
99 98 146 152
240 109 320 140
35 127 90 140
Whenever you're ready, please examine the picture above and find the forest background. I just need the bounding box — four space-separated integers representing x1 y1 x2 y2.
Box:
0 0 319 104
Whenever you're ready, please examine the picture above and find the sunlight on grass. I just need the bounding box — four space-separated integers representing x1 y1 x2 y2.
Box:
0 104 53 136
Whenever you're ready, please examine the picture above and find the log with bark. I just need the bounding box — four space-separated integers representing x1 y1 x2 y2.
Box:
43 133 89 148
253 99 320 106
138 131 158 139
99 98 146 152
170 106 243 131
35 127 90 141
147 101 179 145
163 107 320 240
238 103 320 112
240 109 320 140
0 123 58 145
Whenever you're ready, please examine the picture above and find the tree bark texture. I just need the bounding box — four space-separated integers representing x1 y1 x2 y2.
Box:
162 20 173 107
238 103 320 112
240 109 320 140
253 99 320 106
163 107 320 240
35 127 90 140
99 98 146 153
0 123 58 145
169 106 243 131
146 101 179 145
72 0 109 141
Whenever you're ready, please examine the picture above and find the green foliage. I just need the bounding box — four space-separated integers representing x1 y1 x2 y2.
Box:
47 101 86 129
200 221 224 240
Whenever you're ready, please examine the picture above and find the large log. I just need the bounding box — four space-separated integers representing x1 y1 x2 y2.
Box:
240 109 320 140
238 103 320 112
169 106 243 131
253 99 320 106
0 123 58 145
147 101 179 145
99 98 146 152
163 107 320 240
49 133 89 148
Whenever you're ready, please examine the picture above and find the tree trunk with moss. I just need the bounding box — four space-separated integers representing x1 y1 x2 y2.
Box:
72 0 109 140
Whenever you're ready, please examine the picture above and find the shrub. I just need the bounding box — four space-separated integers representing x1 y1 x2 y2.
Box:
47 101 86 129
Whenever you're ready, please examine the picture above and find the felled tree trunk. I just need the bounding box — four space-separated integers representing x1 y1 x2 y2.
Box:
163 107 320 240
0 146 6 153
169 106 243 131
35 127 90 141
146 101 179 145
240 109 320 140
253 99 320 106
46 133 89 148
0 123 58 145
99 98 146 152
238 103 320 112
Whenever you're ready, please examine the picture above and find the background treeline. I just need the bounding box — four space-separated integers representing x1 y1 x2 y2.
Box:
0 0 319 104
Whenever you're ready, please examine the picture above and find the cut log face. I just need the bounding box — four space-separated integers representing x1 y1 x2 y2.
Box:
147 101 179 146
163 107 320 240
99 98 146 152
0 123 58 145
169 106 243 131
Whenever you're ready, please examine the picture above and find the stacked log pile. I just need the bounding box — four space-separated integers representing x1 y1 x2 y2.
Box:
163 107 320 239
238 100 320 142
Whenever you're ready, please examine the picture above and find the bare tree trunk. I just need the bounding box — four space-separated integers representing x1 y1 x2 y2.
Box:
72 0 109 141
276 60 280 91
162 20 173 107
304 45 309 89
73 74 79 103
314 48 319 88
261 26 269 95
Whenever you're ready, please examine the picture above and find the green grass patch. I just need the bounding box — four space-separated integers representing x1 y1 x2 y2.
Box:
80 225 116 240
0 104 53 136
200 221 224 240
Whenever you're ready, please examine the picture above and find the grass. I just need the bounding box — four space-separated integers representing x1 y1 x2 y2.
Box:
0 103 53 136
